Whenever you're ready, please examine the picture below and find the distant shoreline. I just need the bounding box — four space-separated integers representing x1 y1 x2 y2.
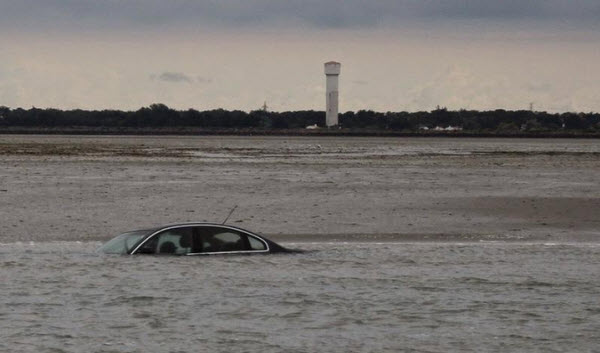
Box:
1 127 599 138
2 106 598 137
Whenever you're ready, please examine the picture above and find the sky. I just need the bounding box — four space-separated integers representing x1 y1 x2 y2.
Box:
1 1 599 112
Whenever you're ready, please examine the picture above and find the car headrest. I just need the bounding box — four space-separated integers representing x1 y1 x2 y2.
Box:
179 235 191 248
159 241 177 254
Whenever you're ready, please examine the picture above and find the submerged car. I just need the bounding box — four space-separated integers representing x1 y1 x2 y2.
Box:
98 223 293 255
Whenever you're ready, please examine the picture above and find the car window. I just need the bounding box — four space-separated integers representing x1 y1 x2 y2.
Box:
137 227 193 255
248 235 267 250
192 227 262 253
98 231 148 254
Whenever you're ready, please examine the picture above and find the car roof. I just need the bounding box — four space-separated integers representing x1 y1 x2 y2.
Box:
127 222 256 235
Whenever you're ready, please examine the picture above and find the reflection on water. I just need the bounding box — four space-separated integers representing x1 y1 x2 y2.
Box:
1 241 599 352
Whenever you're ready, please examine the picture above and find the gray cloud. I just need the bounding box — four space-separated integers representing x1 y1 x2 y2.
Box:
2 1 600 31
150 72 212 84
153 72 193 83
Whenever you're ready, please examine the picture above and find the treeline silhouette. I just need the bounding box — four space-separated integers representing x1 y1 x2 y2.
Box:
1 104 599 133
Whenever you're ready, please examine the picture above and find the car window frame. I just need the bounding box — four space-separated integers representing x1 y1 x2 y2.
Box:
187 225 269 256
129 224 270 255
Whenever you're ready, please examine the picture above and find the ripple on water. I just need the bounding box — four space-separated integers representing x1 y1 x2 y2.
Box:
0 241 599 352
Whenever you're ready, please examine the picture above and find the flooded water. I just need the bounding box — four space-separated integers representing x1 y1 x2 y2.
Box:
2 136 600 243
1 241 598 352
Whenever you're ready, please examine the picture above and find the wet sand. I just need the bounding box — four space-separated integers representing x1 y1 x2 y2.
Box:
1 135 599 242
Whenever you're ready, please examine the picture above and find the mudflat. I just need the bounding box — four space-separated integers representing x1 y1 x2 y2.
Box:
1 135 599 242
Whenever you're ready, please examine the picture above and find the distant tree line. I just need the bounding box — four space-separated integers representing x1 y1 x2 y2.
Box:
1 104 599 133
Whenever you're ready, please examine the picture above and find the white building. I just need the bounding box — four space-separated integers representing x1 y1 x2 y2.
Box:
324 61 341 127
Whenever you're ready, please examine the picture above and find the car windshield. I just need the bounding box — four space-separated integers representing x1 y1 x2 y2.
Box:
97 230 149 254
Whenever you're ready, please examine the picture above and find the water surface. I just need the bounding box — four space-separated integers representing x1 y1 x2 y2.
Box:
1 241 598 352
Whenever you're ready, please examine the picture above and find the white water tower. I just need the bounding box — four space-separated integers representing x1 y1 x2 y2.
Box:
324 61 341 127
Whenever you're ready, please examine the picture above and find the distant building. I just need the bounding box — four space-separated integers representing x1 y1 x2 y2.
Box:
433 126 463 131
324 61 341 127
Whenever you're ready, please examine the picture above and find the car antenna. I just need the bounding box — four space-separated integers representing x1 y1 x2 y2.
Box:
222 205 238 224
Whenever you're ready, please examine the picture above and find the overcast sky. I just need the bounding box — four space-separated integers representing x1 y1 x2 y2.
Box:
1 0 599 112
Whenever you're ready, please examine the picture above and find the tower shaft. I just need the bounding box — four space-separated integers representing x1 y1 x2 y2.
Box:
326 75 339 127
324 62 341 127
